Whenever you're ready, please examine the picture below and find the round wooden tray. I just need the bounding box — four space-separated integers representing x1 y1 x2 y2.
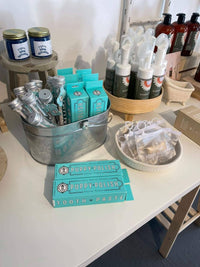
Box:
105 89 163 121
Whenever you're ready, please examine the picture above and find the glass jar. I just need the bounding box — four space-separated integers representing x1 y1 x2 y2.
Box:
3 29 30 61
28 27 52 58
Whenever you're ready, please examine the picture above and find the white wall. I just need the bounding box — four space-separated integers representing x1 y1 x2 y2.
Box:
0 0 122 79
0 0 200 81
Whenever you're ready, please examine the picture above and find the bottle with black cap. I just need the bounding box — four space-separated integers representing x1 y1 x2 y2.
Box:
181 12 200 56
170 13 188 53
155 13 175 53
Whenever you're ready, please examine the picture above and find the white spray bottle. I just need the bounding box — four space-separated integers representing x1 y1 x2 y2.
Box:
104 41 119 94
150 34 169 98
135 36 156 99
113 41 131 98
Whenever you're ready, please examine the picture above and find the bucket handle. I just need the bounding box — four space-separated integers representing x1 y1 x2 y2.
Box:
81 112 113 129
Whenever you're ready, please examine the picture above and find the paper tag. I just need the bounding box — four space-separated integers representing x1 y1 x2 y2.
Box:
12 41 30 59
33 40 52 56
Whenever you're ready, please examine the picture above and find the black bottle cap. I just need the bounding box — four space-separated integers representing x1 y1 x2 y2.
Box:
191 12 200 23
176 13 186 24
163 13 172 25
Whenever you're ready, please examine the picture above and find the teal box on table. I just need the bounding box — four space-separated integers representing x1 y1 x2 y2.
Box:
52 160 134 208
85 80 108 116
55 160 123 179
66 87 89 123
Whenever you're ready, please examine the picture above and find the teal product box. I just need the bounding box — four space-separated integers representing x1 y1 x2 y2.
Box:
64 74 79 85
66 82 84 93
52 162 134 208
55 160 123 179
57 68 73 76
82 73 99 83
85 80 108 116
76 68 92 75
66 87 89 123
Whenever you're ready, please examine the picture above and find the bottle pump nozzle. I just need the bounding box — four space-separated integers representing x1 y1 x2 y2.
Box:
177 13 186 24
191 12 200 23
163 13 172 25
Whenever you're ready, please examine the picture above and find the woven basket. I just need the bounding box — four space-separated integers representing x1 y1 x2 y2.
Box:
163 76 195 106
105 89 163 121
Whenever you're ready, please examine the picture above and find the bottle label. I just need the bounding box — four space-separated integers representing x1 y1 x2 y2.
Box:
104 69 115 94
12 41 30 60
128 71 137 99
149 75 164 98
185 31 199 51
33 40 52 56
113 74 130 98
135 77 152 99
172 32 187 52
167 33 174 53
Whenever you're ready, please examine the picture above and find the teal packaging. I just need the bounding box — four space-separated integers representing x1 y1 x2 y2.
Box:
64 74 79 85
66 82 84 93
82 73 99 83
55 160 122 179
85 80 108 116
57 68 73 76
66 88 89 123
52 161 134 208
76 68 92 75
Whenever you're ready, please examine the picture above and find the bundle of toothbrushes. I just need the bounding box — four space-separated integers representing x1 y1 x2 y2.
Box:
104 27 170 100
8 68 109 128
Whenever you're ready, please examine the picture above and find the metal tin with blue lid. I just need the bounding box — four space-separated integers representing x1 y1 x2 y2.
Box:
28 27 52 58
3 29 30 61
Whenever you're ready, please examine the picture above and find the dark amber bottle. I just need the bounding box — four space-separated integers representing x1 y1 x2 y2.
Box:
181 13 200 56
155 13 175 53
194 62 200 82
170 13 188 53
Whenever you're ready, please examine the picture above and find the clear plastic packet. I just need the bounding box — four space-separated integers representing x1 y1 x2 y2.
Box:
117 119 181 165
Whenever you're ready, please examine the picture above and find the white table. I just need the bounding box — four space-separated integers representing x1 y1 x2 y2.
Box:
0 99 200 267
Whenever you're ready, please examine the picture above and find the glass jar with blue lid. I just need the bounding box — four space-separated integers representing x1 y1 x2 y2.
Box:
28 27 52 58
3 29 30 61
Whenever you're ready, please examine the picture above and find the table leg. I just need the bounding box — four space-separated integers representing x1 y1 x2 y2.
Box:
124 114 134 121
38 71 48 87
159 186 199 258
47 68 57 76
195 192 200 226
8 71 16 100
15 73 29 87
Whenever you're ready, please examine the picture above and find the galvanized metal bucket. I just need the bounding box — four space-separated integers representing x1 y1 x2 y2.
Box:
22 101 111 165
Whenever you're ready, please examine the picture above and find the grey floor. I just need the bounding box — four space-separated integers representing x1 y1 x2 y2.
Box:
88 193 200 267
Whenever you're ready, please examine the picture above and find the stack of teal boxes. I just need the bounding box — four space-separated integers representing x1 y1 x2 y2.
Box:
52 160 134 208
57 67 109 123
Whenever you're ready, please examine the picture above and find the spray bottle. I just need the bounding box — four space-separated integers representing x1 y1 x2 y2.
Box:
113 42 131 98
135 37 156 99
104 41 119 94
127 29 145 99
150 34 169 98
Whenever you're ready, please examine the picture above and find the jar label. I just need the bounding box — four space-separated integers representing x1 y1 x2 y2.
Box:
33 40 52 56
12 41 30 60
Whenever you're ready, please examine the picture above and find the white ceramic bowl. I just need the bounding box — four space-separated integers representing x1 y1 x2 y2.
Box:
115 126 182 172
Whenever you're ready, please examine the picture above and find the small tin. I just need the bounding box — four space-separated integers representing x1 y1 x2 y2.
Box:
3 29 30 61
28 27 52 58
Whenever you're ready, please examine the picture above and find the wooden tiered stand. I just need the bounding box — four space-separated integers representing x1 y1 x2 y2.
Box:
1 51 58 100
